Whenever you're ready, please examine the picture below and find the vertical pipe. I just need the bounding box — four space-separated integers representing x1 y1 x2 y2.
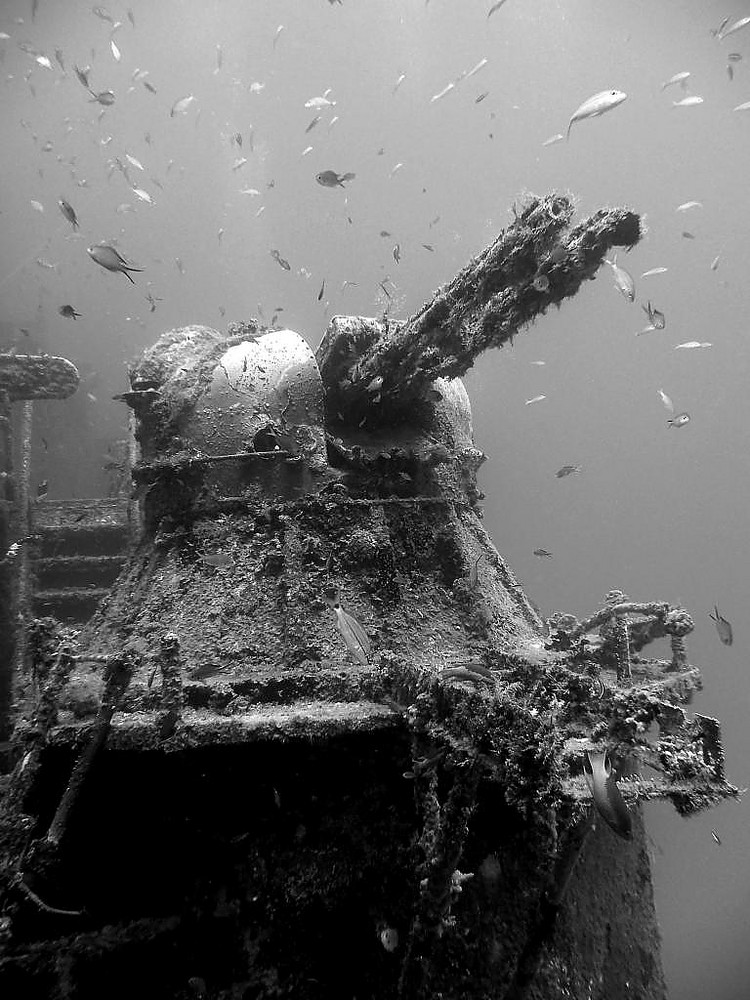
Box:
0 391 15 738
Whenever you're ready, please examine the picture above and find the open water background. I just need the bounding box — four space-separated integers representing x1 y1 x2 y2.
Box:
1 2 749 995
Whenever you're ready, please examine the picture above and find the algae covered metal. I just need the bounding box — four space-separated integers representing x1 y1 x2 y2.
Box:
0 194 737 1000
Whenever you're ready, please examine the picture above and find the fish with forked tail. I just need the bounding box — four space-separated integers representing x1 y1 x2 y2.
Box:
584 749 632 840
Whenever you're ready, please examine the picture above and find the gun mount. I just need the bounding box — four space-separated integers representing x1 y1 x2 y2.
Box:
0 194 736 1000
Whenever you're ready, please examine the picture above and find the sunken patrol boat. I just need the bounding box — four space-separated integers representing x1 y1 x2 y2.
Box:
0 194 737 1000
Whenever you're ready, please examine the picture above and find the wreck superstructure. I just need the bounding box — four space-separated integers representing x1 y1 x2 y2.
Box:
0 194 737 1000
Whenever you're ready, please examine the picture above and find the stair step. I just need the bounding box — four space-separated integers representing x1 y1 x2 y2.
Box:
33 586 110 622
32 554 125 589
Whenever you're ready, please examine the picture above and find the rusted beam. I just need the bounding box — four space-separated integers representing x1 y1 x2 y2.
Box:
0 354 79 401
317 193 642 424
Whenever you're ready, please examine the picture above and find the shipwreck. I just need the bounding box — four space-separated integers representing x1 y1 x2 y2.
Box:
0 193 737 1000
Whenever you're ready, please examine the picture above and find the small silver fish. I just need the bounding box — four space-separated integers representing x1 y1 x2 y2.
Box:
542 133 564 146
305 94 335 109
733 100 750 112
584 749 632 840
658 388 674 414
525 394 546 405
74 64 90 88
719 15 750 40
641 266 668 277
674 341 711 350
676 200 703 212
305 115 321 133
87 243 143 283
642 301 665 329
325 590 370 665
709 605 733 646
170 94 195 117
567 89 627 139
672 96 704 107
667 412 690 428
711 829 722 845
661 71 691 90
606 254 635 302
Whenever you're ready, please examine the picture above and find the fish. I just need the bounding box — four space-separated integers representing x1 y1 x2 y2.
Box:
542 133 564 146
642 301 665 329
567 89 627 139
316 170 355 188
529 360 546 366
170 94 195 117
487 0 509 17
463 57 488 81
525 394 546 406
430 81 455 103
231 156 248 171
674 341 712 350
324 589 370 665
127 8 135 27
74 65 90 88
214 44 222 73
143 81 157 94
35 54 52 69
270 249 291 270
682 231 695 239
641 267 668 277
392 244 401 263
727 63 734 82
533 548 553 558
92 6 114 23
709 605 733 646
132 187 154 204
317 280 325 301
710 255 721 270
200 551 234 569
389 162 403 178
273 24 284 48
555 465 581 478
30 199 44 213
58 304 81 319
305 115 321 133
422 243 434 252
175 257 185 275
35 258 58 271
732 100 750 111
676 200 703 212
475 91 489 103
605 254 635 302
661 71 690 90
728 52 743 62
305 95 335 109
379 927 399 952
584 750 632 840
658 388 674 414
54 48 64 71
89 89 115 106
667 412 690 428
393 72 406 93
672 96 704 107
711 829 722 845
300 146 313 157
719 15 750 40
110 39 121 61
87 243 143 283
125 153 144 171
